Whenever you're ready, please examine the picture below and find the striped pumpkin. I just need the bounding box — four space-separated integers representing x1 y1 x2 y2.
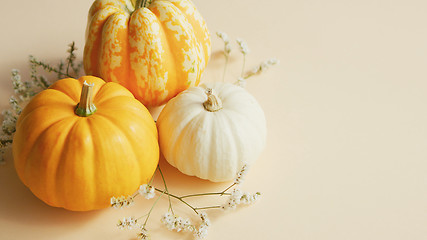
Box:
84 0 211 107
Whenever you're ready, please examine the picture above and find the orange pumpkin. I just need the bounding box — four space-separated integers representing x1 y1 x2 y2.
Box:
84 0 211 107
13 76 159 211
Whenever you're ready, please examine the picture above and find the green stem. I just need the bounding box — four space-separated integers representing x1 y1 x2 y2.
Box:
221 183 236 195
154 188 199 214
66 42 75 77
241 55 246 78
195 206 222 210
222 55 229 82
143 187 167 227
75 81 97 117
180 192 231 199
30 56 72 78
158 166 174 214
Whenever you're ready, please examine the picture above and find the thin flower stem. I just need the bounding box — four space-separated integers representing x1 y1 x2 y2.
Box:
136 213 149 221
180 191 231 199
241 55 246 78
195 206 222 210
143 187 167 227
221 183 236 195
148 166 157 186
154 188 199 214
222 55 229 82
157 166 174 214
66 42 75 76
30 57 72 78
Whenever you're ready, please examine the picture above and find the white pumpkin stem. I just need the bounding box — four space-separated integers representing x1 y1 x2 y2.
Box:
203 88 223 112
75 81 97 117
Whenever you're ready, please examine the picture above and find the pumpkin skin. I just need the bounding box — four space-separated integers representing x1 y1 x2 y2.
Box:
12 76 159 211
156 82 267 182
84 0 211 107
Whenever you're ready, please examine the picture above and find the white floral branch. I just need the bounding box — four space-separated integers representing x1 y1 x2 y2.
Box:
111 164 260 240
0 43 83 164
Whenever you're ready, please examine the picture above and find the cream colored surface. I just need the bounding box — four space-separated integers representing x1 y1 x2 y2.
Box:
1 0 427 239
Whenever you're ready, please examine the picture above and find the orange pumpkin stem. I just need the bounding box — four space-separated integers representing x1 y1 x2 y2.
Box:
75 81 97 117
203 88 223 112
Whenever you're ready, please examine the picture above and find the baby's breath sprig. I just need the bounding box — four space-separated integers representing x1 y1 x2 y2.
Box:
243 58 279 80
216 31 232 82
0 42 83 164
112 164 260 239
216 31 278 88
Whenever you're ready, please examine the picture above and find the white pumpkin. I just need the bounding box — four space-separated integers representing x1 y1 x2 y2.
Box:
157 82 267 182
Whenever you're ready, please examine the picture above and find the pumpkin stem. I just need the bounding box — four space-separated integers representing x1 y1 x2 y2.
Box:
75 81 97 117
203 88 223 112
134 0 152 9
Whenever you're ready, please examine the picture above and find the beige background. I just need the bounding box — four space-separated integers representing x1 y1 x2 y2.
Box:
1 0 427 239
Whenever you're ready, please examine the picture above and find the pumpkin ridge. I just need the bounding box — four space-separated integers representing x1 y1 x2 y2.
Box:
43 116 80 208
47 88 78 103
170 0 209 77
20 116 78 202
87 114 143 197
93 83 134 106
84 116 103 210
15 89 77 128
220 110 248 178
169 109 204 175
152 4 178 103
53 118 95 210
94 111 158 179
15 111 77 184
150 1 199 99
99 11 130 85
84 6 123 76
95 95 155 129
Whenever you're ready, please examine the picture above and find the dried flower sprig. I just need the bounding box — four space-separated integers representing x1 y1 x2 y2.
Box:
216 31 278 88
0 42 83 164
112 164 260 239
216 31 232 82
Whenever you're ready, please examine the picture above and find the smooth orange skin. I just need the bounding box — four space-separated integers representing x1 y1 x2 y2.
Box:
84 0 211 107
12 76 159 211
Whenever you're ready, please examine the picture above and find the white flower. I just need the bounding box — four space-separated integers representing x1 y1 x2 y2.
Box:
234 164 249 184
2 110 17 136
198 212 210 227
235 77 247 88
216 31 230 43
117 217 138 230
110 195 134 208
194 224 208 239
236 38 250 55
222 189 261 210
161 212 194 233
137 227 150 240
194 212 210 239
246 58 279 78
217 31 232 55
138 184 155 199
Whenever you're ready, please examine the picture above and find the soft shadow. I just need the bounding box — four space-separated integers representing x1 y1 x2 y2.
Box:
154 153 230 194
0 149 99 227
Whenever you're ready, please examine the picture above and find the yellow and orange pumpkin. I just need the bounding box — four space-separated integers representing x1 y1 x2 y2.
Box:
13 76 159 211
84 0 211 107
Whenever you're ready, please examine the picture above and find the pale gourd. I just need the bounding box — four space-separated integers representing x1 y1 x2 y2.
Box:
156 82 266 182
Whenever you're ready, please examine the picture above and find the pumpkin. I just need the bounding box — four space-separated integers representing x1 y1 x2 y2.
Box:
156 82 267 182
12 76 159 211
83 0 211 107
